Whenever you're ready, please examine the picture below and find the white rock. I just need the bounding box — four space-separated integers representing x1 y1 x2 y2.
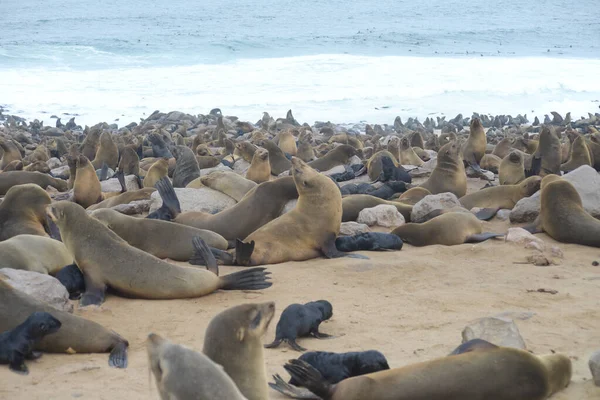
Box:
462 316 526 349
411 192 462 222
322 165 347 176
100 175 141 192
357 204 405 228
589 350 600 386
279 200 298 215
339 222 370 236
0 268 73 313
348 155 363 166
201 164 232 174
51 165 70 177
232 159 251 175
47 157 62 169
149 187 236 214
505 227 546 250
510 165 600 223
495 209 511 220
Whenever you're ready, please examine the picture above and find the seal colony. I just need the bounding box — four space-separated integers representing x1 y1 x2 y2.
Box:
0 107 598 397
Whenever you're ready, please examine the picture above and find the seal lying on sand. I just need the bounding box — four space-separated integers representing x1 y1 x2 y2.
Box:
265 300 334 352
0 312 61 375
146 333 247 400
47 201 272 306
335 232 403 252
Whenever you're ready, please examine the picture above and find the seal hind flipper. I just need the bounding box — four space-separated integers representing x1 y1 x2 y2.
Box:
288 339 307 352
522 222 543 234
311 331 333 339
219 267 272 291
269 374 322 400
108 341 128 369
474 207 500 221
79 277 107 307
190 237 219 275
449 339 498 355
115 170 126 193
264 338 284 349
211 248 235 265
147 177 181 221
55 264 86 300
135 175 143 189
283 359 334 400
464 232 504 243
8 355 28 375
235 239 255 266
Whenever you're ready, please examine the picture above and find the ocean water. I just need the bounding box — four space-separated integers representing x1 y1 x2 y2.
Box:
1 0 599 126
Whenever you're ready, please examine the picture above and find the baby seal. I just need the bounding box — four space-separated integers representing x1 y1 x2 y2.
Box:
335 232 403 252
265 300 333 352
0 312 61 374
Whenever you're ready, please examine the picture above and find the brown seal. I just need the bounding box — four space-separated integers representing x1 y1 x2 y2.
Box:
459 176 541 210
143 158 169 188
117 146 140 177
235 141 258 163
399 137 424 166
23 161 50 174
461 117 487 167
0 235 72 274
420 141 467 198
282 341 572 400
91 208 228 259
0 275 129 368
391 212 502 246
200 170 257 202
79 126 102 160
530 126 561 177
91 131 119 170
586 133 600 171
279 130 298 156
203 302 275 400
342 195 412 222
0 171 67 195
0 184 52 241
259 139 291 175
146 333 247 400
0 138 23 169
246 147 271 184
492 137 515 159
308 145 359 172
297 138 316 162
73 155 115 209
171 145 200 187
85 187 156 211
366 150 399 181
395 187 431 204
479 153 501 173
560 134 592 172
47 201 272 305
1 160 23 172
499 151 526 185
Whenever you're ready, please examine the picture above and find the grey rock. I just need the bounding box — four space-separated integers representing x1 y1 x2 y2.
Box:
510 165 600 223
201 164 233 174
411 192 462 223
589 350 600 386
462 316 527 349
232 159 251 175
96 168 115 180
357 204 405 228
100 175 141 192
280 199 298 215
339 222 370 236
51 165 70 177
495 311 536 321
149 187 236 214
0 268 73 313
322 165 347 176
46 157 62 169
495 209 511 220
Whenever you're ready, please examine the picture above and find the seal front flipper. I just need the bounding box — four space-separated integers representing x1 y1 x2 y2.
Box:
527 156 542 177
283 359 334 400
449 339 498 355
219 267 272 291
108 341 128 368
269 374 321 400
288 339 307 352
8 353 28 375
79 276 107 307
474 207 500 221
464 232 504 243
235 239 255 266
115 170 126 193
25 351 43 360
146 177 181 221
99 162 109 181
311 331 334 339
55 264 86 299
264 338 284 349
190 237 219 275
321 234 369 260
45 214 62 241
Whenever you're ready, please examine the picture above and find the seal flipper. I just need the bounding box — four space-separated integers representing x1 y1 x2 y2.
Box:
45 215 62 241
115 170 126 193
219 267 272 290
8 353 28 375
321 234 369 260
99 162 109 181
190 237 219 275
449 339 498 355
108 341 128 369
527 156 542 177
269 374 321 400
79 276 107 307
464 232 504 243
264 338 284 349
146 177 181 221
474 207 500 221
522 221 543 234
311 331 333 339
235 239 255 266
284 359 335 400
55 264 86 299
288 339 307 352
135 174 143 189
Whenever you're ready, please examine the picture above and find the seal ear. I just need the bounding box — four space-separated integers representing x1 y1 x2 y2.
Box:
237 327 245 342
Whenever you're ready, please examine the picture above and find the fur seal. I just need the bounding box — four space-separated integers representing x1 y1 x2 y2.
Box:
73 155 107 208
117 146 140 179
0 139 23 170
420 141 467 197
0 184 52 241
399 137 423 166
23 161 50 174
283 342 572 400
259 139 291 175
335 232 403 252
378 156 412 183
148 132 173 159
47 201 272 305
461 117 487 167
0 235 73 274
91 131 119 169
392 212 502 246
2 160 23 172
0 312 61 375
79 126 101 160
0 171 67 195
146 333 247 400
0 275 129 367
459 176 541 211
396 187 431 205
91 208 228 259
530 126 561 177
307 145 359 172
200 171 257 202
560 134 592 172
297 139 316 162
480 153 501 173
499 151 526 185
246 147 271 184
235 141 258 163
279 130 298 156
366 151 397 181
526 175 600 247
492 137 514 159
143 158 169 188
265 301 333 352
203 302 275 400
86 186 156 211
342 194 412 222
171 145 200 187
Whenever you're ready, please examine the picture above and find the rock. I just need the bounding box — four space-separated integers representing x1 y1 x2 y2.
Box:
321 165 346 176
505 227 546 250
348 155 363 166
100 175 141 192
111 199 153 215
149 187 236 214
549 246 564 258
51 165 70 177
495 311 536 321
200 164 232 174
46 157 62 169
462 316 527 349
524 240 545 252
96 168 115 180
232 159 251 175
357 204 405 228
0 268 73 313
590 350 600 386
411 192 462 222
339 222 370 236
279 199 297 215
510 165 600 223
495 209 511 220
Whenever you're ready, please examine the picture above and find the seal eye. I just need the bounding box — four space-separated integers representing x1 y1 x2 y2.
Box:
302 180 309 187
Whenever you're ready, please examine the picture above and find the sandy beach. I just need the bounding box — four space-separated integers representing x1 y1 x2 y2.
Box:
1 176 599 399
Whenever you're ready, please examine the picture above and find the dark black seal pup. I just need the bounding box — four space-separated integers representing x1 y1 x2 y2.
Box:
0 312 61 374
380 156 412 183
55 264 86 300
265 300 333 352
340 182 375 196
366 181 408 199
335 232 403 252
